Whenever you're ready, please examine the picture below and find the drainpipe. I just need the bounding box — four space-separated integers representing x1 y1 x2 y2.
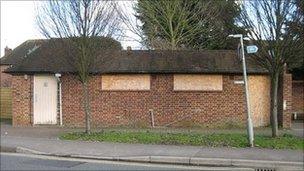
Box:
55 73 62 126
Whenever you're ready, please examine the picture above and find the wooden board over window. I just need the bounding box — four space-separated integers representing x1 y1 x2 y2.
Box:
249 75 270 127
102 74 150 90
174 74 223 91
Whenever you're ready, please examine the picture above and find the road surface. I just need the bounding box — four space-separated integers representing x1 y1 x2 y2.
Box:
0 153 253 171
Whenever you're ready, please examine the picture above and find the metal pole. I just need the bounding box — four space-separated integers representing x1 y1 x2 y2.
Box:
240 35 254 147
59 81 63 126
55 73 63 126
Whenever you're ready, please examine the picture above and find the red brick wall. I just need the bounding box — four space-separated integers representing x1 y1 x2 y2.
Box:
292 81 304 113
61 74 250 128
11 75 33 126
11 73 294 128
0 65 12 87
283 73 292 128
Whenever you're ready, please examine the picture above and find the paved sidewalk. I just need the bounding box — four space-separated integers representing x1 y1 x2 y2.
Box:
291 121 304 138
1 122 303 169
0 122 79 139
1 135 303 162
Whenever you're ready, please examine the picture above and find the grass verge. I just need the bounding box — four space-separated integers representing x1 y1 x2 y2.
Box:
60 131 303 150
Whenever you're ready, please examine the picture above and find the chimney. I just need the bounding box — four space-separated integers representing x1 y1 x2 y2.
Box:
127 46 132 51
4 46 12 56
126 46 132 54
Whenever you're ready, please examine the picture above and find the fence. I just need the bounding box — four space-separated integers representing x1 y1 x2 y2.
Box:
0 87 12 119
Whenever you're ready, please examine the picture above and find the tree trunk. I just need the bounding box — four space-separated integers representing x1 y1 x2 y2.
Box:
82 82 91 134
277 73 284 127
270 71 280 137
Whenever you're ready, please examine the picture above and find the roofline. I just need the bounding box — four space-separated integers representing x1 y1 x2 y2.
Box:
0 39 48 63
5 70 269 75
0 63 12 66
120 49 237 53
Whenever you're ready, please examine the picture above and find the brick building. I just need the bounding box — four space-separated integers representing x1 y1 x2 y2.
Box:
292 81 304 114
291 68 304 120
0 47 13 87
292 75 304 120
3 38 294 128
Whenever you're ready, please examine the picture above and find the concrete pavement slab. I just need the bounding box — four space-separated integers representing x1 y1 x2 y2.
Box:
119 156 150 162
193 147 303 162
231 159 304 168
190 157 232 166
150 156 190 165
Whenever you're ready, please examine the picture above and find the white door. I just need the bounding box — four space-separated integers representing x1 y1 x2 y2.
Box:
34 75 58 124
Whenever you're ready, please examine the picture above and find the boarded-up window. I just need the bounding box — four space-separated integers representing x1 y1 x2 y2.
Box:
249 75 270 127
174 74 223 91
102 74 150 90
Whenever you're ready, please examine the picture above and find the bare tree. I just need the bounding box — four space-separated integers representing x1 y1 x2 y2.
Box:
239 0 304 137
36 0 122 134
117 0 222 50
114 1 146 49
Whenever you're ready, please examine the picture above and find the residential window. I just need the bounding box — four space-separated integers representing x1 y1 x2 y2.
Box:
173 74 223 91
102 74 150 91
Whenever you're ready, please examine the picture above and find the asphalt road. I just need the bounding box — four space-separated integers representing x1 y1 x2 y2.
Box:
0 153 253 171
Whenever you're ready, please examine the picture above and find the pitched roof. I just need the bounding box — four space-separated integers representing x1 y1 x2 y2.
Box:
5 39 268 75
0 39 46 65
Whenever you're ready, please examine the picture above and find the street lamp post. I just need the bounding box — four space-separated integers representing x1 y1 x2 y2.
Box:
228 34 254 147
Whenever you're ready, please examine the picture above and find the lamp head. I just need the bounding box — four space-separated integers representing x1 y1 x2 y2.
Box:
55 73 61 78
228 34 242 38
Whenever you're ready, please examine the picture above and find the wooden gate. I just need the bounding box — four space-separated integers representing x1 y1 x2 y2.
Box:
0 87 12 119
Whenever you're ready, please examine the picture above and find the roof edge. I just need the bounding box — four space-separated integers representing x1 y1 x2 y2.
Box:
5 70 269 75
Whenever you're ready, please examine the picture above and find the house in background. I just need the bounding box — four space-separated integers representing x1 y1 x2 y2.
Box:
0 47 13 87
0 40 46 119
0 40 45 87
2 38 298 128
291 68 304 120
